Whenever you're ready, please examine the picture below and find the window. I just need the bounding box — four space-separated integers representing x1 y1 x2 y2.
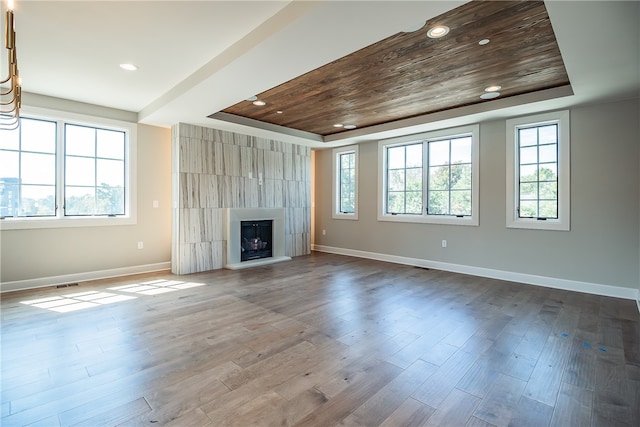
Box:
332 145 358 220
0 107 136 230
506 110 570 231
378 125 479 225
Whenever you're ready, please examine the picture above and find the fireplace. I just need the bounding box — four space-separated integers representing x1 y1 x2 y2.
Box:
224 208 290 270
241 220 273 262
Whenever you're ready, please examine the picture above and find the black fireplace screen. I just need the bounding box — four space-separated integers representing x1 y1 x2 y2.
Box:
240 220 273 262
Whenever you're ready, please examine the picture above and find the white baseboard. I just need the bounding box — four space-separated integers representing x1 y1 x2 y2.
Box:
312 244 638 301
0 262 172 293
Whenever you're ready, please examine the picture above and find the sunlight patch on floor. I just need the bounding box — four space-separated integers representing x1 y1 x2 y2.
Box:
20 280 206 313
21 291 137 313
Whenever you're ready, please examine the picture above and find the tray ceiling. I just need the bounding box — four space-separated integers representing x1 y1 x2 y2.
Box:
217 1 570 139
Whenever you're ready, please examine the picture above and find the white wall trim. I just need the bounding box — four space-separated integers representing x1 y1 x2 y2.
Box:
0 262 171 293
312 244 638 301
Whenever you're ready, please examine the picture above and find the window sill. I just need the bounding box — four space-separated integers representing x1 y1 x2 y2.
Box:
0 215 137 230
506 218 569 231
332 212 359 220
378 214 478 226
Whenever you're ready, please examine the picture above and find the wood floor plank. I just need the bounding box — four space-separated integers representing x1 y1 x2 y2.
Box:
424 388 481 427
1 252 637 427
342 359 438 426
472 373 527 426
378 397 435 427
549 381 593 427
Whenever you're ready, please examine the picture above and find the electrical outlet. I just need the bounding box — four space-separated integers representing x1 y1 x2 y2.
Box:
322 229 326 236
137 241 144 249
441 239 447 248
152 200 159 208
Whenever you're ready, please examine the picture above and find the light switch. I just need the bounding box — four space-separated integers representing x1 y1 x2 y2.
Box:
152 200 159 208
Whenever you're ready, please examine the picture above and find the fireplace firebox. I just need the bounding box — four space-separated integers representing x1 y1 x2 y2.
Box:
240 220 273 262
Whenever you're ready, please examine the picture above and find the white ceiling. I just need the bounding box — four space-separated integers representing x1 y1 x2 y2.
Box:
6 0 640 148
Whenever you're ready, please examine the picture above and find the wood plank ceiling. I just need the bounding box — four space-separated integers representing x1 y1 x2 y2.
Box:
218 0 570 138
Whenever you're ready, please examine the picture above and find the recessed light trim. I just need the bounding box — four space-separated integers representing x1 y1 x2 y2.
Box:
252 100 266 106
480 92 500 100
333 124 344 128
343 124 357 130
427 25 450 39
119 63 138 71
276 110 283 114
478 38 490 45
485 85 502 92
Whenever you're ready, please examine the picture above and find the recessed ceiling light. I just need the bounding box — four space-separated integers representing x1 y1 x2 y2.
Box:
427 25 450 39
276 110 283 114
478 39 490 45
119 63 138 71
343 124 357 130
252 100 266 106
485 85 502 92
480 92 500 100
333 124 344 128
246 95 258 102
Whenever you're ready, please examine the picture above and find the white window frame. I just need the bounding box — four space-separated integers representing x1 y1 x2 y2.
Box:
332 144 359 220
377 124 479 226
0 106 137 230
506 110 570 231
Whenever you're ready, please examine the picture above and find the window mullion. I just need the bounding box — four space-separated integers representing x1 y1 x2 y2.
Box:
57 120 65 218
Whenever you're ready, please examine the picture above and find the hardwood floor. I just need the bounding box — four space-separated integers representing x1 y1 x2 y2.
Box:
1 252 639 426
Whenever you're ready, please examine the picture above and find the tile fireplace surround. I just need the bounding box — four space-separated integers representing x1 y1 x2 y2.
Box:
224 208 290 270
171 123 310 275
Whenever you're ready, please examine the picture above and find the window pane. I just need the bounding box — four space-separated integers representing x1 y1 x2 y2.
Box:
387 192 405 213
65 186 96 215
429 166 449 190
520 164 538 182
520 201 537 218
451 137 471 163
539 164 557 181
97 129 125 159
388 169 405 191
97 159 124 187
539 144 557 164
450 164 471 190
20 185 55 216
21 153 56 185
0 150 19 178
66 157 95 186
519 127 538 147
428 190 449 214
406 144 422 168
539 181 557 199
21 118 56 153
539 200 558 218
387 146 405 169
429 140 449 166
539 125 557 144
406 191 422 214
0 127 19 150
96 184 124 215
519 146 537 165
405 168 422 191
0 177 20 217
520 182 537 200
66 125 95 156
450 190 471 216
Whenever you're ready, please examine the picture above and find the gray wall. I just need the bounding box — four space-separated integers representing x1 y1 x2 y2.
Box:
0 123 172 284
314 99 640 291
172 123 311 275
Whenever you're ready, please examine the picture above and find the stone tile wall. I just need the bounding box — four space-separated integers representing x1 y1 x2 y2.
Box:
172 123 311 274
